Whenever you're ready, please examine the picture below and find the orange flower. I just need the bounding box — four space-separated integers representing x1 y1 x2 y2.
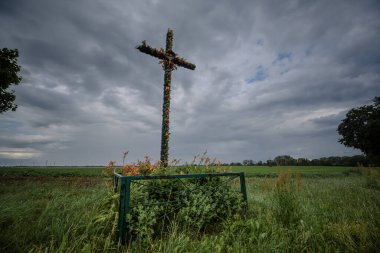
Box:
122 164 140 176
104 160 116 175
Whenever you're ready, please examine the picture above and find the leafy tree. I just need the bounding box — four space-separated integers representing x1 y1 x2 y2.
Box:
274 155 296 166
337 97 380 161
296 158 310 166
0 48 22 113
242 159 253 166
266 159 275 167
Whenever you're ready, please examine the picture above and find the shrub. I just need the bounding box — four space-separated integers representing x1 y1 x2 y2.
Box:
125 174 242 240
106 154 243 241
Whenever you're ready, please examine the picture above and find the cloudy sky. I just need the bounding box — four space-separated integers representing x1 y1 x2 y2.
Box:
1 0 379 166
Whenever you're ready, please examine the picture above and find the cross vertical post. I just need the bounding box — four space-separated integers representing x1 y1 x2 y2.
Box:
161 30 173 168
137 29 196 167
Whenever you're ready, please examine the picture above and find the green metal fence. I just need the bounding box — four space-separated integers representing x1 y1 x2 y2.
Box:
113 172 248 243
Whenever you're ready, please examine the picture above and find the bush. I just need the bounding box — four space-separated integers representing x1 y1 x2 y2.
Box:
125 175 242 241
107 155 244 242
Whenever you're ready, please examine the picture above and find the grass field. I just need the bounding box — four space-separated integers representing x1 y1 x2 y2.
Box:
228 165 358 177
0 166 379 252
0 165 358 177
0 166 104 177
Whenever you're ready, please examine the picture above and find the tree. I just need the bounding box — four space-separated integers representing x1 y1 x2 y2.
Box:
243 159 253 166
337 97 380 161
274 155 296 166
0 48 22 113
266 159 275 167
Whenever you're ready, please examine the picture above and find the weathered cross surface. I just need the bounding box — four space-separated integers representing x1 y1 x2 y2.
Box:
137 29 196 167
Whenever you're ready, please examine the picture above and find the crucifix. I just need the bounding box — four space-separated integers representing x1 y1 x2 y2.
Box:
137 28 196 167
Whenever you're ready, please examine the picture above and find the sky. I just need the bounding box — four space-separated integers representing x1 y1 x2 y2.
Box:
1 0 379 166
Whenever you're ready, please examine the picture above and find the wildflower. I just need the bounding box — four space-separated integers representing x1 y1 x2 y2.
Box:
103 160 116 175
122 164 140 176
170 158 180 166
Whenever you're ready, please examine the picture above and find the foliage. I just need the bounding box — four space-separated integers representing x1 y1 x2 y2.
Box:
221 218 268 251
338 97 380 162
233 154 371 167
0 48 22 113
360 167 380 190
228 165 361 178
274 155 297 166
108 154 243 243
104 156 160 177
0 181 119 252
242 159 254 166
0 166 105 177
126 178 242 244
0 164 372 178
272 170 302 227
1 173 380 252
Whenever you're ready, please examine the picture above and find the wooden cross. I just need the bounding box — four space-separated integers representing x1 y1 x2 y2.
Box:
137 28 196 167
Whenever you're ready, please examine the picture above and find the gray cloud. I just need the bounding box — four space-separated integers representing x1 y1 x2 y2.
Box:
1 0 379 165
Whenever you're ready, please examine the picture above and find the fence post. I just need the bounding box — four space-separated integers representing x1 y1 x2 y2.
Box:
239 172 248 215
113 174 119 193
118 178 131 243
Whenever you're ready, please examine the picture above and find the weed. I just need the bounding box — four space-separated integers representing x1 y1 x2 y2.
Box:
272 170 302 227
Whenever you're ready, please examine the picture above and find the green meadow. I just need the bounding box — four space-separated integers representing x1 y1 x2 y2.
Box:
0 165 357 177
229 165 358 177
0 166 379 252
0 166 104 177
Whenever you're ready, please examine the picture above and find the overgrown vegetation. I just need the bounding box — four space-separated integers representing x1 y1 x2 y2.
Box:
0 165 379 252
272 171 302 227
107 155 243 245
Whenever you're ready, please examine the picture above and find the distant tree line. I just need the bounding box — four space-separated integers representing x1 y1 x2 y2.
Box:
227 155 373 167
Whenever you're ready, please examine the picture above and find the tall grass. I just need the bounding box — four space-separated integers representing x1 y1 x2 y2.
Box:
0 180 119 252
271 170 302 227
1 172 379 252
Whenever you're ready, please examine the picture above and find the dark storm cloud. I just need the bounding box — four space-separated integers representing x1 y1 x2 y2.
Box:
1 0 379 164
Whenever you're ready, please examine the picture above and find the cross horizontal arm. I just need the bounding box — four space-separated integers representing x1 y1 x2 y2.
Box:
136 41 166 60
136 41 196 70
172 56 196 70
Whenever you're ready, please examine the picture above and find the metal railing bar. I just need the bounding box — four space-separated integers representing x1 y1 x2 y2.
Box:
115 172 242 181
